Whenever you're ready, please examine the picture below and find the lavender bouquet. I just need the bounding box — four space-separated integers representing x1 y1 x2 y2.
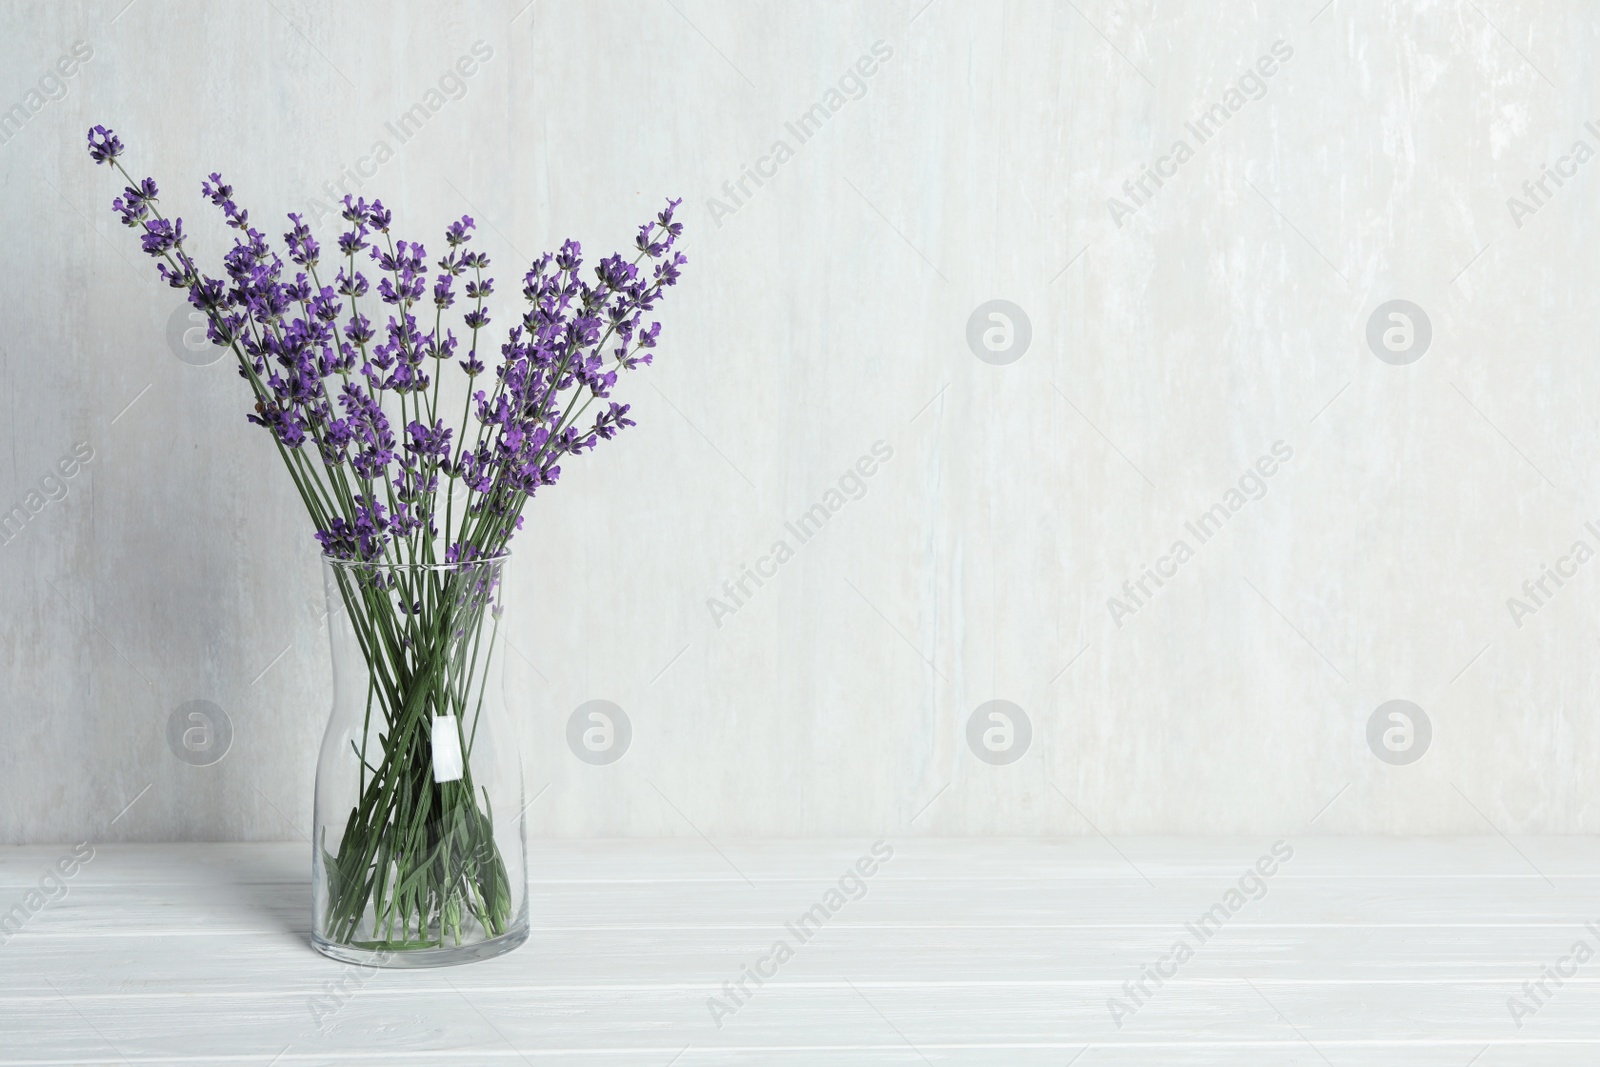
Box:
87 126 684 960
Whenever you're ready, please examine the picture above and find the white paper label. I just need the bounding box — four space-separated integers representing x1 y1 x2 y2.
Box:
432 715 464 783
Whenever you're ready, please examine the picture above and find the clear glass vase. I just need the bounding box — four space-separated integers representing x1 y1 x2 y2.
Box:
311 554 527 967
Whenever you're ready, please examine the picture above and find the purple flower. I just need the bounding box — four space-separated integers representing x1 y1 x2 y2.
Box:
284 213 320 268
594 402 634 440
426 330 458 362
404 419 452 459
88 124 688 564
86 126 123 164
201 173 249 230
336 268 369 299
343 313 374 345
433 276 456 309
139 218 184 256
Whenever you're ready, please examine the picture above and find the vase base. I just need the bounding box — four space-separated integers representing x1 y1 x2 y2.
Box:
311 921 529 969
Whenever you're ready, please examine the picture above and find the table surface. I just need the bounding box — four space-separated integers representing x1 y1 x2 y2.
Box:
2 837 1598 1065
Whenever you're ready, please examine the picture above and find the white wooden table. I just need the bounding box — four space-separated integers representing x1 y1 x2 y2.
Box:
2 838 1597 1064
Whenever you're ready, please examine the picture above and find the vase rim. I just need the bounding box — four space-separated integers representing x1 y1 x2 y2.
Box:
321 552 511 572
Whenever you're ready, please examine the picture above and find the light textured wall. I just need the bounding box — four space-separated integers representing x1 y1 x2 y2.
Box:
2 0 1596 843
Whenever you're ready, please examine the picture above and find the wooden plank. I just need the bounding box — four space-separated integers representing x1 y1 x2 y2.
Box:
3 841 1600 1063
0 923 1590 991
4 982 1600 1060
5 837 1599 885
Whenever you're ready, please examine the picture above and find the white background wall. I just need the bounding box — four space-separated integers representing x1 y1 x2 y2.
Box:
2 0 1597 843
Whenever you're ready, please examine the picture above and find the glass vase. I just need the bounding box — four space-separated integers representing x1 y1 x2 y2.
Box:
311 554 528 967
